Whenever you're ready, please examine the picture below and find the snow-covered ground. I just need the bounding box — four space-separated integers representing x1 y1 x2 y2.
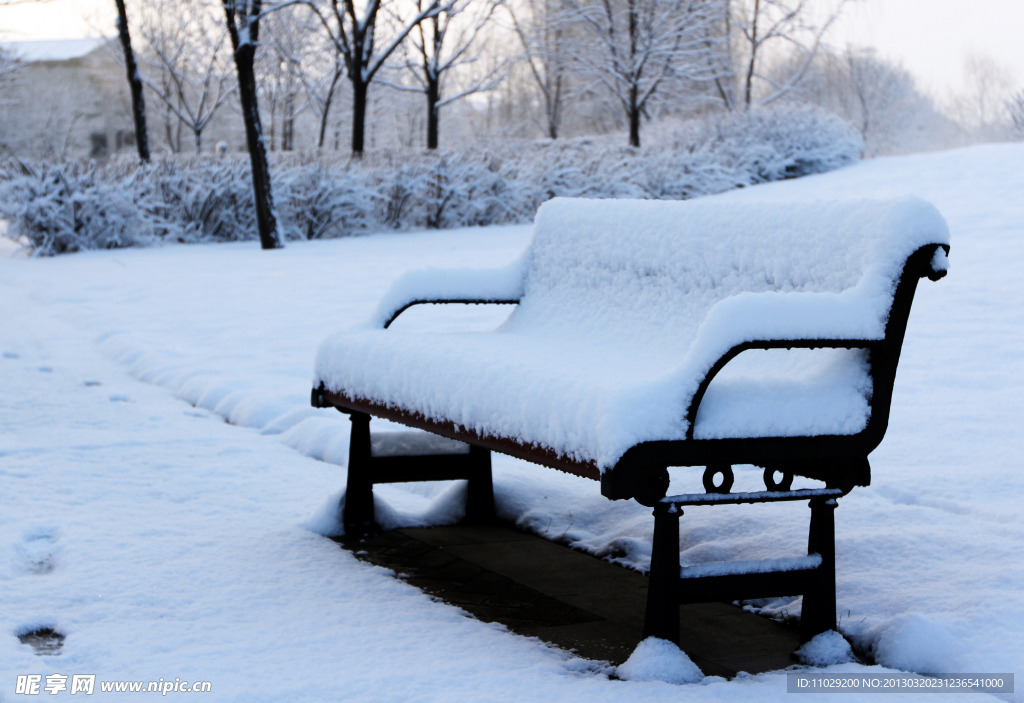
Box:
1 143 1021 701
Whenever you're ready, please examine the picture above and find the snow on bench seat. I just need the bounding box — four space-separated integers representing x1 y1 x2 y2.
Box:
314 197 950 470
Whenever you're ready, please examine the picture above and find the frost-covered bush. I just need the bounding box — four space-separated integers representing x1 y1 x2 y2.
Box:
146 160 257 243
0 107 862 255
0 161 156 255
276 165 380 240
703 105 864 181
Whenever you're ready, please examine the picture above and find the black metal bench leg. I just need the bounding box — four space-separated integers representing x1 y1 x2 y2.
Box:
463 446 495 525
800 497 837 642
644 503 681 644
344 411 375 534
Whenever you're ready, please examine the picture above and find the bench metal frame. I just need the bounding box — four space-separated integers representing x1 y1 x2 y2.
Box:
339 409 495 533
312 242 948 647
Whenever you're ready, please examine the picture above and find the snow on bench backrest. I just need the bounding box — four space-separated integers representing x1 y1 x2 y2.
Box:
342 195 949 467
505 197 950 363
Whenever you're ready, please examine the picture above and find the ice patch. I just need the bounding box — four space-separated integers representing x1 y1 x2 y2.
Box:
616 637 704 684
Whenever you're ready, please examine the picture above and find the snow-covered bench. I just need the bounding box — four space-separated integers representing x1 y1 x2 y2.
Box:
311 196 950 646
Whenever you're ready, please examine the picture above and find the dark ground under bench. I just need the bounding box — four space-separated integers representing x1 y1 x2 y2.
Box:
334 522 802 678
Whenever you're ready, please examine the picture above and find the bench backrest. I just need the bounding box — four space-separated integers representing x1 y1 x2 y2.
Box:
507 197 949 357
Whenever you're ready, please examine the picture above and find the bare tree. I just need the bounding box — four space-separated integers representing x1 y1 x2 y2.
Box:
288 11 348 148
258 5 313 151
506 0 569 138
223 0 283 249
113 0 151 161
138 0 237 153
732 0 848 109
0 45 20 93
1009 91 1024 140
949 52 1015 136
389 0 503 148
563 0 726 147
779 48 950 157
306 0 453 155
0 47 22 154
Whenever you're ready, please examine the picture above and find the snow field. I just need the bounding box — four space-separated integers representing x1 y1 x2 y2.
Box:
2 143 1023 701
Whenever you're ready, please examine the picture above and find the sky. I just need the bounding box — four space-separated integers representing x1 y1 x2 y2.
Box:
837 0 1024 99
0 0 1022 101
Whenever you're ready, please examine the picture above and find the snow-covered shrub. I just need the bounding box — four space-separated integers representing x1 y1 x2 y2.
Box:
276 165 379 239
0 160 155 255
0 106 863 255
146 160 257 243
703 105 864 182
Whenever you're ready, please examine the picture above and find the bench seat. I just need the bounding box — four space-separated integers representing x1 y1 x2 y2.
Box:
316 330 873 467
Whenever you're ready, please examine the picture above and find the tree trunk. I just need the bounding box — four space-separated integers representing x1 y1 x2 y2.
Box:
744 0 760 108
282 94 292 151
194 128 202 154
545 76 560 139
629 86 641 148
318 70 340 149
352 79 367 156
744 53 756 108
113 0 150 162
426 76 439 150
224 4 282 250
236 54 281 249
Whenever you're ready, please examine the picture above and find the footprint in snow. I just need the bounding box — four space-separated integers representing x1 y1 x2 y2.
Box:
82 380 102 387
18 628 64 656
109 394 131 402
38 366 53 373
17 527 61 575
3 351 19 359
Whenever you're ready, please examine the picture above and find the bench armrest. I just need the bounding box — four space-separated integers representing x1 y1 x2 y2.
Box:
370 257 528 329
682 289 884 439
683 242 949 438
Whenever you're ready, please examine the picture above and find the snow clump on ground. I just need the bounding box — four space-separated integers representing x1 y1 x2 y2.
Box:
793 630 857 666
616 637 705 684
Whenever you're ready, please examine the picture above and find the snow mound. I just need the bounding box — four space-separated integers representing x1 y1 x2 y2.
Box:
793 630 856 667
302 489 347 537
315 197 950 468
302 483 470 538
616 637 704 684
870 614 964 674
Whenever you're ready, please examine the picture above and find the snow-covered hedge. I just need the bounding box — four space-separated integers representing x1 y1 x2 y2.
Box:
0 106 862 256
